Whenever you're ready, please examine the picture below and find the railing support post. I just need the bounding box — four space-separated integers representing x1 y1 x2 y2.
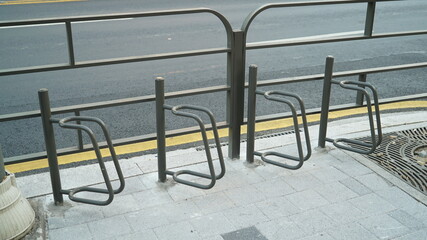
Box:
155 77 167 182
356 74 367 106
228 30 245 159
364 1 376 37
0 145 5 183
38 89 63 205
246 65 258 163
318 56 335 148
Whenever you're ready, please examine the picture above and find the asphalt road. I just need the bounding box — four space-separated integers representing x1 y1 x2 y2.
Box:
0 0 426 159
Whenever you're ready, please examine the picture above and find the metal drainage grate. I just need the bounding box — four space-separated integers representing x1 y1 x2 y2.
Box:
350 127 427 195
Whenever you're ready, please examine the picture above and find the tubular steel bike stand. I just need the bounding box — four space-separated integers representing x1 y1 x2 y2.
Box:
318 56 382 154
155 78 225 189
39 89 125 206
246 65 311 170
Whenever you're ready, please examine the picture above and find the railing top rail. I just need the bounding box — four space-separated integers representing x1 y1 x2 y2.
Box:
0 8 233 35
241 0 398 34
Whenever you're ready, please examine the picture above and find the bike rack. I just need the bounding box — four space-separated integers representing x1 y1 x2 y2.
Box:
318 56 382 154
38 89 125 206
246 65 311 170
155 77 225 189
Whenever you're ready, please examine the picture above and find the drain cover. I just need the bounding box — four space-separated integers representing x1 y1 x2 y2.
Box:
351 127 427 195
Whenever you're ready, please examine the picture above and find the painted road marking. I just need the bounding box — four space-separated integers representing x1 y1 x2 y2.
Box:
5 101 427 173
0 0 85 5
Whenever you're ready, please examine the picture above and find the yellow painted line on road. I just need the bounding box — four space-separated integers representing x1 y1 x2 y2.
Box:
5 100 427 173
0 0 85 5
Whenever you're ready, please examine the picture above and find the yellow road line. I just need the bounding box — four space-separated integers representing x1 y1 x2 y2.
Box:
0 0 85 5
5 100 427 173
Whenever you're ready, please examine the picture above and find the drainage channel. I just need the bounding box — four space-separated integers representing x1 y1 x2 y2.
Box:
350 127 427 195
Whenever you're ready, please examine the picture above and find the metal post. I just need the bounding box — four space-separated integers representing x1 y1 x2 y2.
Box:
318 56 335 148
0 145 5 183
246 65 258 163
364 2 376 37
38 89 63 205
65 21 75 66
356 74 367 106
155 78 167 182
228 30 245 159
74 110 84 150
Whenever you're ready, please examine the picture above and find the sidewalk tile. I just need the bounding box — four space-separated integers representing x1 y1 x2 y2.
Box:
132 187 173 209
221 226 268 240
87 215 133 240
315 182 358 203
290 209 336 235
283 172 323 192
190 212 237 238
256 217 308 240
49 223 91 240
223 204 269 229
101 194 140 218
348 193 396 215
326 222 378 240
287 189 329 210
255 196 301 220
299 232 335 240
153 221 200 240
115 229 158 240
125 206 170 231
339 177 373 196
393 228 427 240
358 214 411 239
388 209 426 230
334 159 373 177
166 182 206 201
309 166 348 184
192 191 235 215
319 201 367 224
224 185 266 205
252 178 296 198
354 173 393 191
161 200 203 222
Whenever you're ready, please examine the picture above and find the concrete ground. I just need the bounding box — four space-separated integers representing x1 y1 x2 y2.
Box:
17 111 427 240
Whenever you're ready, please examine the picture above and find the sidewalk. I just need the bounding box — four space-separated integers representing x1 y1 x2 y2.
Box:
18 111 427 240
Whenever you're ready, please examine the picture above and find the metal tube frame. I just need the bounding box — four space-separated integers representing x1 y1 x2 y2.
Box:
247 65 311 170
156 78 225 189
38 89 125 206
0 145 6 183
318 56 383 154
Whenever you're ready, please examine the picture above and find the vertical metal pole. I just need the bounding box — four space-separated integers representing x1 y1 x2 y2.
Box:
155 78 167 182
356 74 367 106
0 145 5 183
228 30 245 159
364 2 376 37
74 110 84 150
38 89 63 205
246 65 258 163
65 21 76 66
318 56 335 148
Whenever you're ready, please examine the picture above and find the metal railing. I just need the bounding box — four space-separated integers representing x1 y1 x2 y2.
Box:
1 0 426 166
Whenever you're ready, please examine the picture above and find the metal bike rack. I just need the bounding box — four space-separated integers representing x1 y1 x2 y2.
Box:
155 78 226 189
38 89 125 206
318 56 382 154
246 65 311 170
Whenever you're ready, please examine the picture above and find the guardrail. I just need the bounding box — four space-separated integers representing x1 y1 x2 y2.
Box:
1 0 426 166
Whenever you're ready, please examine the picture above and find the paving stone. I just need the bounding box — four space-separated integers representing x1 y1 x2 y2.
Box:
354 173 393 191
166 181 206 201
358 214 411 240
87 215 133 240
256 217 308 240
375 186 421 210
339 177 373 196
333 159 373 177
153 221 200 240
252 178 295 198
115 229 158 240
132 187 174 209
224 185 266 205
101 194 140 218
223 204 269 229
388 209 426 230
299 232 335 240
255 196 301 220
326 222 378 240
309 166 349 184
190 212 237 238
283 172 323 192
161 200 203 223
319 201 367 224
348 193 396 215
290 209 337 235
62 203 105 228
315 181 358 203
126 206 170 231
286 189 329 211
49 223 92 240
192 191 235 215
221 226 268 240
393 228 427 240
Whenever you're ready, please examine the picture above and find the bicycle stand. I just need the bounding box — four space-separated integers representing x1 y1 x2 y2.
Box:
155 77 226 189
318 56 382 154
38 89 125 206
246 65 311 170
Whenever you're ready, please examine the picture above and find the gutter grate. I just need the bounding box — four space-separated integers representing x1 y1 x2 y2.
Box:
349 127 427 195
